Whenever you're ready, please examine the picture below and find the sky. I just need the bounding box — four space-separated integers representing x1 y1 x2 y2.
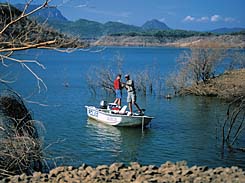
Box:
2 0 245 31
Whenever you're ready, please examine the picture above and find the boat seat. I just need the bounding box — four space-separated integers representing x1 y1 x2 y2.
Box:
119 105 127 114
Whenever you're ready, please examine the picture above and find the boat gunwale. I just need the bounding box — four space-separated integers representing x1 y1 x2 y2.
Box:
85 105 154 119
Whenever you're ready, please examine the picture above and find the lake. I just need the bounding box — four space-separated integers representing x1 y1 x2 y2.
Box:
2 47 245 169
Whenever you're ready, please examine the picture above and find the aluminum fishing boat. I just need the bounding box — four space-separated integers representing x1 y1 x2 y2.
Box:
85 101 154 127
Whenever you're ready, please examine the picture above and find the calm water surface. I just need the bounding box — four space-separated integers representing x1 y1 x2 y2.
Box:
3 47 245 169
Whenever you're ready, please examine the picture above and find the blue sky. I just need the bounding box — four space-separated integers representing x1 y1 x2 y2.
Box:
2 0 245 31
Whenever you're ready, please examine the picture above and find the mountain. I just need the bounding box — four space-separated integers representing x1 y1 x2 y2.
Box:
51 19 104 38
49 19 143 38
210 27 245 34
14 4 67 22
142 19 170 31
103 21 142 35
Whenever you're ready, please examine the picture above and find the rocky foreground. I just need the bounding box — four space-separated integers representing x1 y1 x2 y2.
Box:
1 161 245 183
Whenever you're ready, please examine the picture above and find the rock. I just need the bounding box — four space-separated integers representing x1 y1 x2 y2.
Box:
148 164 158 170
109 162 124 173
89 169 99 179
85 166 94 174
198 166 208 172
67 166 74 171
231 166 239 172
78 169 88 177
176 160 187 167
2 161 245 182
49 166 66 177
100 168 109 176
139 166 148 172
32 171 42 178
120 170 136 182
78 163 87 170
55 173 64 182
182 169 193 176
96 165 109 171
108 172 118 180
134 174 152 183
213 167 224 175
130 162 141 170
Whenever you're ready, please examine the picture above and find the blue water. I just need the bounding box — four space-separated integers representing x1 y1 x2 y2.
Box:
1 47 245 169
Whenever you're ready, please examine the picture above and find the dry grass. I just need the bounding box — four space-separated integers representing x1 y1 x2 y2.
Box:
180 69 245 101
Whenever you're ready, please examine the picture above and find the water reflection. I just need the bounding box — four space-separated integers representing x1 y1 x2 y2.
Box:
86 118 151 164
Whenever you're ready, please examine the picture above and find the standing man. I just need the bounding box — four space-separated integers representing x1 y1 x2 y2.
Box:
124 74 142 115
114 74 122 106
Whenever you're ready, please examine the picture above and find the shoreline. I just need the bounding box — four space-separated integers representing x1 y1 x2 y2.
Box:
2 161 245 182
90 34 245 48
178 69 245 100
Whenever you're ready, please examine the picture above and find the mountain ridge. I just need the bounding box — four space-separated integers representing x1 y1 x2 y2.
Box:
14 3 68 22
142 19 170 30
12 4 245 39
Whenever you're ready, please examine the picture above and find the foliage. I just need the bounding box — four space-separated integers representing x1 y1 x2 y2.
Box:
230 30 245 35
110 29 215 38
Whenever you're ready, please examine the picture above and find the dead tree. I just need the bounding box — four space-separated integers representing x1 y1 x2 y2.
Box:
222 96 245 152
166 42 227 95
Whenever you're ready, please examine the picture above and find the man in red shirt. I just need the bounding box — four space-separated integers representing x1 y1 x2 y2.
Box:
114 74 122 106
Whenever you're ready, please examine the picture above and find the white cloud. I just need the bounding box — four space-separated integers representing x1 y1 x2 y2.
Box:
224 17 236 22
183 16 195 22
211 15 222 22
183 14 238 24
76 4 87 8
196 16 209 22
159 17 166 22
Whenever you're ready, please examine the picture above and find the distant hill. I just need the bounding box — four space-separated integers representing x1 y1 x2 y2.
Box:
14 4 67 22
142 19 170 31
210 27 245 34
103 21 141 35
49 19 143 38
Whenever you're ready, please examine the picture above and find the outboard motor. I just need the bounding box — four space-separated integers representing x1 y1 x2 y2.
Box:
100 100 107 109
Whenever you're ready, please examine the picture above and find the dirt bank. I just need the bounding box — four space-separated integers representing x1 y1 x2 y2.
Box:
1 161 245 183
92 35 245 48
179 69 245 100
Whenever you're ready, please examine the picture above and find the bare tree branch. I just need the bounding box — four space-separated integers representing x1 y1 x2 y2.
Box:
0 1 87 92
0 0 51 35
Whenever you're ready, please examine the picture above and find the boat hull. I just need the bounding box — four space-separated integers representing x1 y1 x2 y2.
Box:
85 106 153 127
